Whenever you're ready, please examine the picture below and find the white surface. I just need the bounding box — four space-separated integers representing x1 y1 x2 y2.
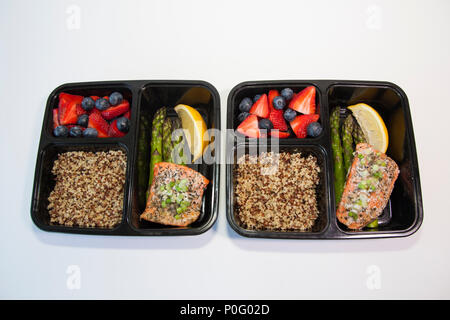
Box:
1 0 450 299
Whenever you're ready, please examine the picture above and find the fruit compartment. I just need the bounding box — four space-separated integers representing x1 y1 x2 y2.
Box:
226 143 331 239
31 142 131 235
128 81 220 235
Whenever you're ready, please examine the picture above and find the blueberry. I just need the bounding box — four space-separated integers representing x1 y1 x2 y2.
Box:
253 94 262 103
69 126 83 137
238 97 253 112
237 112 250 122
95 98 110 111
77 114 89 127
281 88 294 101
307 122 323 137
109 92 123 106
81 97 95 111
273 96 286 110
283 108 297 122
116 116 130 133
53 125 68 137
83 128 98 138
258 118 273 131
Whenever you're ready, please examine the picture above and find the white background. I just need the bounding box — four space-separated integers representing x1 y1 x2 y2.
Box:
1 0 449 299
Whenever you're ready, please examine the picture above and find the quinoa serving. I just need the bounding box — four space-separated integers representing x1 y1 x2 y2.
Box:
47 150 127 228
234 151 321 231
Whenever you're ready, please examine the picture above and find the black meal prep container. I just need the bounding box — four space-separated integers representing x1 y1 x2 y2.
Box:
226 80 423 239
31 80 220 236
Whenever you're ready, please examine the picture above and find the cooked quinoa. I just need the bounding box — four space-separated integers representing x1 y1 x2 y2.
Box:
235 151 321 231
47 150 127 228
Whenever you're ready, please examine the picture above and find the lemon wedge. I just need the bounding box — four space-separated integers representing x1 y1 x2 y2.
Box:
348 103 389 153
174 104 209 162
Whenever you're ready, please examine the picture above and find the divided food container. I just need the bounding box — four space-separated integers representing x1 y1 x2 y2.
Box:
226 80 423 239
31 80 220 236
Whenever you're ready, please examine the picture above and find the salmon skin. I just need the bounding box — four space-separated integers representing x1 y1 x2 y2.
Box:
337 143 399 230
140 162 209 227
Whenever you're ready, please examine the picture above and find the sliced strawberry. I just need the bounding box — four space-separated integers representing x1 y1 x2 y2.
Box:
269 109 288 131
268 90 280 111
237 114 264 138
288 86 316 114
90 96 100 101
101 100 130 120
52 109 60 129
108 119 126 137
76 104 87 116
88 112 109 138
290 114 320 138
58 93 83 125
249 94 269 118
270 130 291 138
123 110 131 119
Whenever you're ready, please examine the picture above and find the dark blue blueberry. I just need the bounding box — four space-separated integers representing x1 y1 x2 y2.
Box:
95 98 110 111
53 125 69 137
83 128 98 138
281 88 294 101
307 122 323 137
69 126 83 137
237 112 250 122
258 118 273 130
109 92 123 106
116 116 130 133
77 114 89 127
253 94 262 103
283 108 297 122
273 96 286 110
81 97 95 111
238 97 253 112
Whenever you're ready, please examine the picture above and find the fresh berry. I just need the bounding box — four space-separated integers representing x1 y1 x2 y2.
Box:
81 97 95 111
101 100 130 120
58 93 83 125
258 118 273 131
237 112 250 122
77 114 89 127
269 109 288 131
273 96 286 110
288 86 316 114
268 90 280 111
109 92 123 106
236 114 264 138
253 94 262 103
53 109 60 129
83 128 98 138
283 108 297 122
270 130 291 138
123 110 131 119
307 122 323 137
108 119 126 137
90 96 100 101
95 98 110 111
281 88 294 101
53 125 68 137
116 116 130 133
249 94 269 118
69 126 83 137
290 114 320 138
88 112 109 137
238 97 252 112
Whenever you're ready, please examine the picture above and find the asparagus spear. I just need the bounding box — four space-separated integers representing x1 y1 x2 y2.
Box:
171 118 187 165
353 122 367 145
331 107 345 206
162 118 173 162
148 107 166 193
342 115 355 175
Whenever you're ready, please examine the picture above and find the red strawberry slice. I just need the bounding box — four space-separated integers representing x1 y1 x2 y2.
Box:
90 96 100 101
268 90 280 111
108 119 126 137
88 112 109 138
288 86 316 114
76 104 87 116
269 109 288 131
270 130 290 138
58 93 83 125
123 110 131 119
101 100 130 120
52 109 60 129
237 114 264 138
290 114 320 138
249 94 269 118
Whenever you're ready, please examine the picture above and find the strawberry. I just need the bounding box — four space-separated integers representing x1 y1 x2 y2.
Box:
268 90 280 111
58 93 83 125
90 96 100 101
88 112 109 138
76 104 87 116
288 86 316 114
269 109 288 131
249 94 269 118
101 100 130 120
290 114 320 138
52 109 60 129
123 110 131 119
236 114 264 138
270 130 290 138
108 119 126 137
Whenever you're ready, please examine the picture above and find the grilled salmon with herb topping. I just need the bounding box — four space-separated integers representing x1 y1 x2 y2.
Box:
140 162 209 227
337 143 399 230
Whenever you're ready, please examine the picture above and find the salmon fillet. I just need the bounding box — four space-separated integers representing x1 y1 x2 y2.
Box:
337 143 399 230
140 162 209 227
